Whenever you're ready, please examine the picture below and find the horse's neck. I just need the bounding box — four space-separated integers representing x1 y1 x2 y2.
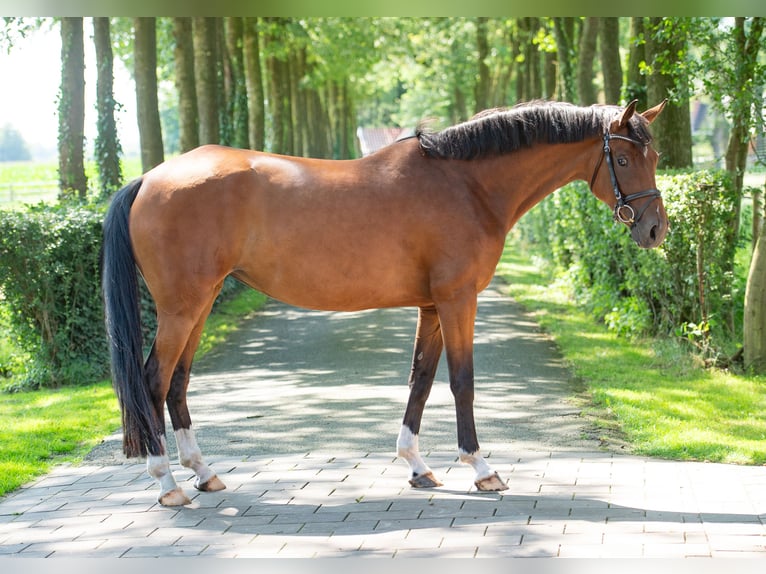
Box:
471 139 599 234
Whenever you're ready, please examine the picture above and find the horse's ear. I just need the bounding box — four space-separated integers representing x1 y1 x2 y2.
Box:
618 100 638 129
641 99 668 125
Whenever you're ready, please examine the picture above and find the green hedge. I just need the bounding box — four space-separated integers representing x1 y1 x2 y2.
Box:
517 170 739 341
0 202 247 390
0 203 108 388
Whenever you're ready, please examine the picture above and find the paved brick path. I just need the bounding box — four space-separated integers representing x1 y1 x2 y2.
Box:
1 281 765 558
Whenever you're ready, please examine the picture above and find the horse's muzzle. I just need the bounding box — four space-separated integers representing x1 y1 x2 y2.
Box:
630 204 667 249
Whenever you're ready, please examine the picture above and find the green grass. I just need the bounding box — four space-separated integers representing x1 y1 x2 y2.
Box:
0 157 144 209
496 237 766 465
0 382 120 496
0 286 268 498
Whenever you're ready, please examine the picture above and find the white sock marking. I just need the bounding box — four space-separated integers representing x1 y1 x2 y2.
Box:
174 427 216 485
146 435 179 496
458 448 494 482
396 425 432 477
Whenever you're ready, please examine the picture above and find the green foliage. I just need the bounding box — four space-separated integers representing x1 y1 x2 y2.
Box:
517 170 739 350
0 202 108 389
497 246 766 465
0 195 252 390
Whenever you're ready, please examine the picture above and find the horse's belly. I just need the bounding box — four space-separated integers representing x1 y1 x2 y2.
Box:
234 258 432 312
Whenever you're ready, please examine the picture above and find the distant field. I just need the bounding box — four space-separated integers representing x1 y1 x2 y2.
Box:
0 158 143 208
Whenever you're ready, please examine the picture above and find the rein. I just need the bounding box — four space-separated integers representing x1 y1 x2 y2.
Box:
589 132 662 229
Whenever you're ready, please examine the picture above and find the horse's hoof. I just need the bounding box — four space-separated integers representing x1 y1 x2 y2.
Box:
158 487 192 506
474 471 509 492
409 471 444 488
195 474 226 492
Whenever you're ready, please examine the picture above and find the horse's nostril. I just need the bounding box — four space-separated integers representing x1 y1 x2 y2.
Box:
650 225 657 242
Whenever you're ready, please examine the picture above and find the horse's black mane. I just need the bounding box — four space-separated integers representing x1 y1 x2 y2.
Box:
416 101 653 160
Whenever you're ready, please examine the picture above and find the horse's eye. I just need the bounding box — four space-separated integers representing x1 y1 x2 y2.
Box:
617 157 628 167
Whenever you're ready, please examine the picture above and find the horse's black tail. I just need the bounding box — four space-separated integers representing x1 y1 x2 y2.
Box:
102 178 162 458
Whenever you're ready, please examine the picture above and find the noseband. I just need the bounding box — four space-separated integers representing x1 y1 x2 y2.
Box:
590 132 662 229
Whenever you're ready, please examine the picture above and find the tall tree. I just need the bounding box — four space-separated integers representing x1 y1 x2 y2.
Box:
474 17 490 112
172 17 199 153
93 17 122 199
193 17 220 145
553 17 577 103
625 17 648 111
224 17 249 149
58 17 87 200
243 17 265 151
576 17 599 104
599 17 622 104
729 17 766 370
724 18 765 202
134 17 164 172
644 18 693 169
264 17 291 154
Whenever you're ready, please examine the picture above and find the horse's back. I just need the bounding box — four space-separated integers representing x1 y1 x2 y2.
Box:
128 143 499 312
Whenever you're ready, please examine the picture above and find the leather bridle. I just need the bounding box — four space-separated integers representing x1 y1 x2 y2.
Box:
590 132 662 229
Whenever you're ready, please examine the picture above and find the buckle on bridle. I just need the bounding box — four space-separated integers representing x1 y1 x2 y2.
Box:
614 203 635 225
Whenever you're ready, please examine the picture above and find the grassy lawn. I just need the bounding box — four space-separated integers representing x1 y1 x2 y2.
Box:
0 157 144 209
496 238 766 465
0 287 267 498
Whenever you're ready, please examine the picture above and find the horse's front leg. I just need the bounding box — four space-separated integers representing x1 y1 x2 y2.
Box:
398 306 444 488
437 294 508 492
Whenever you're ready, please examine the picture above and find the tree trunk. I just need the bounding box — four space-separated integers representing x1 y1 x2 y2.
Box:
526 18 542 100
93 17 122 199
645 18 692 169
193 17 220 145
172 17 199 153
725 18 765 201
243 17 265 151
577 17 599 105
58 17 87 200
288 48 303 157
744 222 766 371
553 17 577 103
474 17 490 113
626 17 647 111
218 18 234 147
265 18 293 155
737 17 766 359
489 22 513 107
134 18 164 172
225 17 249 150
599 17 622 104
543 50 557 100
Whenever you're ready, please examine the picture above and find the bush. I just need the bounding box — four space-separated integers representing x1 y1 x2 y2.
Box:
0 202 108 388
0 201 249 390
517 170 739 345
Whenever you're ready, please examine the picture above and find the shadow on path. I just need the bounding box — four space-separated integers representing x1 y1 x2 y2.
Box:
86 279 594 465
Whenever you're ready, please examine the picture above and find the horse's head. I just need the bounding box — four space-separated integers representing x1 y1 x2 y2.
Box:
589 99 668 249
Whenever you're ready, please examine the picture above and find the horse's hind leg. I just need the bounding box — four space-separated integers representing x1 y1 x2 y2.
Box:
144 313 199 506
166 290 226 494
144 286 224 506
398 306 444 488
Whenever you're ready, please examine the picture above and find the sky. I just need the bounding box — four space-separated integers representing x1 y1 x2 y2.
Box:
0 19 140 161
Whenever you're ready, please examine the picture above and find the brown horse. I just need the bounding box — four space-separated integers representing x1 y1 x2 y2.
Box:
102 100 667 506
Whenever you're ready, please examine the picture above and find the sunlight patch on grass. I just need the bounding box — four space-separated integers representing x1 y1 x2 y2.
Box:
497 238 766 465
